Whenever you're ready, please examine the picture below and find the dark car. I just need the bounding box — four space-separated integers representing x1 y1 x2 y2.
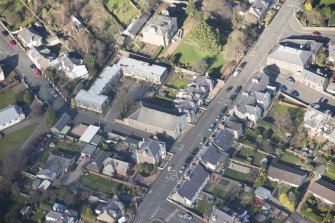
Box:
226 86 233 92
291 90 299 97
279 85 288 92
239 62 247 69
2 30 9 36
234 86 242 95
192 148 199 155
30 64 36 71
287 76 295 84
311 31 321 37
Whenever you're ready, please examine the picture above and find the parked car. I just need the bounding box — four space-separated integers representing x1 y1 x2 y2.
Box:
239 62 247 69
34 69 42 77
226 86 233 92
191 148 199 155
9 40 16 46
233 69 241 77
291 90 299 97
179 165 186 174
167 165 174 172
234 85 242 95
311 31 321 37
208 123 215 131
30 64 36 71
178 213 185 219
184 213 193 220
2 30 9 36
279 85 288 92
287 76 295 84
53 91 58 98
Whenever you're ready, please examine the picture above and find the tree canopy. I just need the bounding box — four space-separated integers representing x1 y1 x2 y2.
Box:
45 108 56 128
189 21 223 54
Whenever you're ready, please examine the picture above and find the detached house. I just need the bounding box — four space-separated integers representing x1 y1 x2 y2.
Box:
171 164 210 207
27 46 55 70
95 197 126 223
141 13 178 47
267 163 308 188
102 157 131 177
199 145 230 172
17 26 43 48
57 54 89 79
309 178 335 205
136 138 166 164
213 129 235 152
0 104 25 131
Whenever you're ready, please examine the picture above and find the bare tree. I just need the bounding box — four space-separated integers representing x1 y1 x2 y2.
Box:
223 30 248 62
274 115 292 133
1 149 24 181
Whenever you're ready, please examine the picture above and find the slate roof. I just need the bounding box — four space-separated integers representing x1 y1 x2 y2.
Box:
200 145 229 167
138 138 165 159
85 150 111 172
226 119 243 132
125 12 151 36
177 164 210 201
207 206 237 223
17 26 42 44
268 163 307 186
268 45 313 66
302 69 328 87
103 157 130 175
81 144 97 156
52 113 71 133
250 0 270 19
142 14 177 36
213 129 234 151
128 102 185 131
0 104 25 126
309 178 335 204
254 186 271 200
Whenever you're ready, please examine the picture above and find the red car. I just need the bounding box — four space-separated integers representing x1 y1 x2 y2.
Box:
311 31 321 37
34 69 42 77
9 40 16 46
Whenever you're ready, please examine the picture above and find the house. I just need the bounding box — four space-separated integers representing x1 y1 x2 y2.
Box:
71 15 85 32
267 163 308 187
303 108 335 143
199 145 230 172
225 118 244 139
81 144 98 158
102 157 131 177
174 99 197 123
117 57 168 84
45 204 78 223
171 164 210 207
296 68 329 92
79 125 100 143
68 123 88 141
85 149 111 173
124 12 151 38
327 40 335 64
95 196 126 223
203 206 248 223
248 0 272 21
51 113 71 134
231 72 274 124
309 178 335 205
254 186 271 201
213 129 235 151
27 46 55 70
0 104 25 131
57 54 89 79
267 45 313 72
16 26 43 48
136 138 166 164
36 151 76 181
124 102 187 139
75 64 122 113
141 13 178 47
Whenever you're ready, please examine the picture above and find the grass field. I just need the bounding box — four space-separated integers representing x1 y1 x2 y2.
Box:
171 79 188 89
235 147 267 167
105 0 139 26
80 174 131 195
0 123 38 161
212 187 226 198
325 165 335 181
278 152 303 166
0 91 17 109
224 168 248 183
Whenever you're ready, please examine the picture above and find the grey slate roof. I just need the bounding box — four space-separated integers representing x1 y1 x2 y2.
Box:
200 145 229 167
213 129 235 151
52 113 71 133
17 26 42 44
309 178 335 204
302 69 328 86
250 0 270 19
126 12 151 36
268 163 307 186
0 104 24 126
138 138 165 158
177 164 210 201
226 119 243 132
268 45 313 66
81 144 97 156
85 150 111 172
142 14 177 37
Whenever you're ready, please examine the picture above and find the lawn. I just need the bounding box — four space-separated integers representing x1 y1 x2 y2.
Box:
0 123 38 160
325 165 335 181
278 152 303 166
55 140 81 155
212 187 226 198
171 79 188 89
320 0 334 5
105 0 139 26
224 168 248 183
0 91 17 109
235 147 267 167
194 198 213 215
173 42 206 65
80 174 131 195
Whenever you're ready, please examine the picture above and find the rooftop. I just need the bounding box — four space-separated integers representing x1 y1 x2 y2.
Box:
200 145 229 167
79 125 100 143
302 69 328 86
309 178 335 204
142 14 177 36
268 45 313 66
138 138 165 158
0 104 24 126
268 163 307 186
213 129 235 151
125 12 151 36
52 113 71 133
17 26 42 44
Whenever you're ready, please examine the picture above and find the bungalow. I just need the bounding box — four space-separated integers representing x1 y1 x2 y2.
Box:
16 26 43 48
309 178 335 205
171 164 210 207
199 145 230 172
136 138 166 164
51 113 71 134
0 104 25 131
102 157 131 177
267 163 308 188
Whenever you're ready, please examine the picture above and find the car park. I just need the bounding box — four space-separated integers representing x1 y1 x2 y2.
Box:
233 69 241 77
178 213 185 219
167 165 174 172
287 76 295 84
179 165 186 174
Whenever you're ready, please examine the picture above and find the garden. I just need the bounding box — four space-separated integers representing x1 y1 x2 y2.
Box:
300 194 335 223
233 147 269 167
298 0 335 27
105 0 139 26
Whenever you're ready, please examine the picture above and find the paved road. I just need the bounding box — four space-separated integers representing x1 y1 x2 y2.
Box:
131 1 310 222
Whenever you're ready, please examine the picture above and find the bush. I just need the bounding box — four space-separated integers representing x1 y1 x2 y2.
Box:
45 108 56 128
138 163 158 176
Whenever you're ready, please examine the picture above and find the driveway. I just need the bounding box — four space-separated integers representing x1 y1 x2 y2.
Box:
60 158 89 186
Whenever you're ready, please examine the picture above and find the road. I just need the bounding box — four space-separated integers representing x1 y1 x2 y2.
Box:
131 1 312 222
